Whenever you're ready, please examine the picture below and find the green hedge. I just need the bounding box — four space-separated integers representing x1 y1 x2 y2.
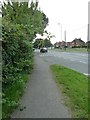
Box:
2 2 48 119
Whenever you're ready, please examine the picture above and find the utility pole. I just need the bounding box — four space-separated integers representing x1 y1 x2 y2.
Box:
64 30 66 51
88 24 89 41
87 24 89 51
60 24 62 42
58 23 62 41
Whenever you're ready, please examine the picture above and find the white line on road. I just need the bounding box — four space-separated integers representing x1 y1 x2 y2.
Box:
83 73 90 76
81 55 87 56
79 61 87 64
70 59 75 61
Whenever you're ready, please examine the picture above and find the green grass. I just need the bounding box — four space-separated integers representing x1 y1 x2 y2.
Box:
2 73 29 119
88 76 90 118
50 64 88 118
0 105 2 120
54 48 88 52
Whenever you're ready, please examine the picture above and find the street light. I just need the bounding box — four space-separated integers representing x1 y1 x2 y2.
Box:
58 23 67 51
87 24 89 51
58 23 62 41
64 30 66 51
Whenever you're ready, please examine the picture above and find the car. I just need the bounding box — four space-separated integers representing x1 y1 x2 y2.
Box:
40 47 48 53
33 48 35 51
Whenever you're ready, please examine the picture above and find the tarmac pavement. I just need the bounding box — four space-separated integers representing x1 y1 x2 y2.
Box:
11 54 71 118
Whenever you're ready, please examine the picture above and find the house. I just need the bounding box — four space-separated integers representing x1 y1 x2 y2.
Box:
54 42 61 48
71 38 85 47
54 41 66 48
86 41 90 48
54 41 71 48
60 41 66 48
54 38 85 48
66 42 72 48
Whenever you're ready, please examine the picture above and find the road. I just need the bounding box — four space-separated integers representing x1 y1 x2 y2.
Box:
36 49 88 75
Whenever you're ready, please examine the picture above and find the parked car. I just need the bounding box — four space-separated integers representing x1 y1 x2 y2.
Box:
40 47 48 53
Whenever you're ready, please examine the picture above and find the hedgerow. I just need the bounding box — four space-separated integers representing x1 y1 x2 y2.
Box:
2 1 48 118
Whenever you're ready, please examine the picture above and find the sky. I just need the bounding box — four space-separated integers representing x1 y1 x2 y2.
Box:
0 0 89 44
38 0 89 44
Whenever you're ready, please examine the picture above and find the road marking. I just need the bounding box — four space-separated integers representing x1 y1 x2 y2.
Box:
79 61 87 64
70 59 75 61
81 55 87 56
83 73 90 76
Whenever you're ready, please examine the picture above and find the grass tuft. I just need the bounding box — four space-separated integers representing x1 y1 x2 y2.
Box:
2 73 29 119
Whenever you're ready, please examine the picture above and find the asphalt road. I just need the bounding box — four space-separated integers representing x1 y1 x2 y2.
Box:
36 49 88 75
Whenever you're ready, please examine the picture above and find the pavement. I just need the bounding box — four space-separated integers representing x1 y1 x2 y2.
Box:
11 53 71 118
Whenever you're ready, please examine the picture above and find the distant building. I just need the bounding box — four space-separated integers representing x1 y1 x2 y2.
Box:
71 38 85 47
66 42 72 48
86 41 90 48
54 42 59 48
60 41 66 48
54 38 85 48
54 41 61 48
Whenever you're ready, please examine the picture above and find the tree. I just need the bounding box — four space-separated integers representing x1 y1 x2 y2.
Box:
44 31 55 41
33 38 41 48
33 38 44 48
42 13 49 29
44 38 53 47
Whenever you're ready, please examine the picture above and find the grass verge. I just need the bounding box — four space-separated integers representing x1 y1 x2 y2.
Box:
54 48 88 52
50 64 88 118
2 73 30 119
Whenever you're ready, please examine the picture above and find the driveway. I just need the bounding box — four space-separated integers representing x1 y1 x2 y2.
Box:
11 52 71 118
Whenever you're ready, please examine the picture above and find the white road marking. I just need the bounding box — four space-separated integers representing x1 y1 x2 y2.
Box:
79 61 87 64
70 59 75 61
83 73 90 76
81 54 87 56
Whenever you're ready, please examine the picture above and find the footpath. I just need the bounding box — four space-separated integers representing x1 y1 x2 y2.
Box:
11 53 71 118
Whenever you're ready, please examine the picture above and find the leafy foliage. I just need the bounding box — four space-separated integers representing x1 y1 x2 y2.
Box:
2 1 48 118
33 38 53 48
33 31 54 48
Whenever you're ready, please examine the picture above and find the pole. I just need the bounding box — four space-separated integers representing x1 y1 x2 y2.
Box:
64 30 66 51
61 24 62 41
88 24 89 41
87 24 89 51
58 23 62 41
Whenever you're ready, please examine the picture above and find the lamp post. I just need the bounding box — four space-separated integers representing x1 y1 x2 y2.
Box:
58 23 62 41
58 23 67 51
87 24 89 51
64 30 66 51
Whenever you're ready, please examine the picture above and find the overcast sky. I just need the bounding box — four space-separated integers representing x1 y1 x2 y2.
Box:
1 0 89 43
38 0 89 44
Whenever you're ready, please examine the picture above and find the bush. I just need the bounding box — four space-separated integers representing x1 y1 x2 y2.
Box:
2 2 48 119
